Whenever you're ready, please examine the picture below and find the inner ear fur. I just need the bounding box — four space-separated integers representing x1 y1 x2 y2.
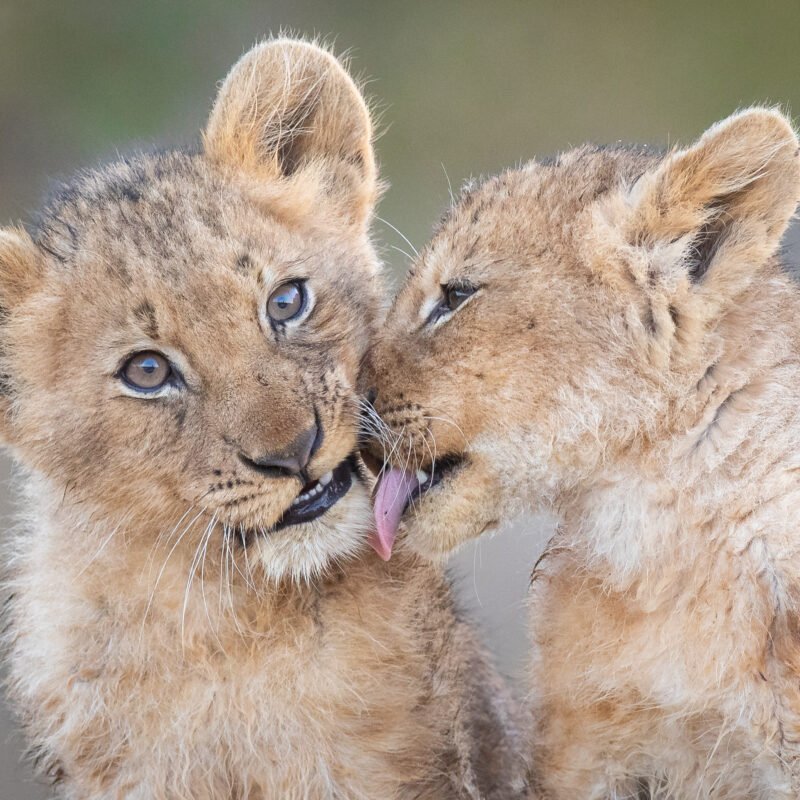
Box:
203 38 378 228
630 108 800 292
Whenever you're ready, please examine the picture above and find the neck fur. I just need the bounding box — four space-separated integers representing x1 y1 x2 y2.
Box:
557 276 800 595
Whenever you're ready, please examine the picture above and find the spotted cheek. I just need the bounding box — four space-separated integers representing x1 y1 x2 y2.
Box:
388 364 481 460
310 377 361 470
180 440 242 504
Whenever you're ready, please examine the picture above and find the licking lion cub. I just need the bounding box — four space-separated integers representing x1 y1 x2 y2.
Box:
0 40 528 799
365 108 800 797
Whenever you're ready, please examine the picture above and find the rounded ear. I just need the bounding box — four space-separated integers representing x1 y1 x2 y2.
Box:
0 227 43 305
629 107 800 292
203 38 378 228
0 227 43 443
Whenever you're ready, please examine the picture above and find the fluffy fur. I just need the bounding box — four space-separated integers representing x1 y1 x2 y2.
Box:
0 39 528 799
363 108 800 797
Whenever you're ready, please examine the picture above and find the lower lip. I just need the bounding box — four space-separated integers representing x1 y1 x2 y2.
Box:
403 458 464 512
273 459 354 531
408 472 444 505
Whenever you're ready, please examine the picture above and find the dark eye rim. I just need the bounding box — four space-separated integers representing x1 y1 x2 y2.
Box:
116 350 182 394
426 279 480 325
266 278 310 327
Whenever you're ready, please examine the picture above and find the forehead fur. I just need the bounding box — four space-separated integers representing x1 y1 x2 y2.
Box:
34 151 269 279
28 148 373 299
36 151 213 265
437 145 659 246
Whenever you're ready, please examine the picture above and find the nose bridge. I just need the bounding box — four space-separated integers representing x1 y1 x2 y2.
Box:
367 331 413 403
224 355 316 459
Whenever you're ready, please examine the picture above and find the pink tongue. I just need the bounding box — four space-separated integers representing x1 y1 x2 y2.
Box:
369 468 421 561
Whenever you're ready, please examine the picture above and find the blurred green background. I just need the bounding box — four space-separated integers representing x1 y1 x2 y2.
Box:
2 1 799 796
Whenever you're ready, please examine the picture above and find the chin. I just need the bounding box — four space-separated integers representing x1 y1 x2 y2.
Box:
252 479 373 584
397 463 503 563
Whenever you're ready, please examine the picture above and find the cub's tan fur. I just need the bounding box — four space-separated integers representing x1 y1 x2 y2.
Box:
0 40 528 799
364 109 800 797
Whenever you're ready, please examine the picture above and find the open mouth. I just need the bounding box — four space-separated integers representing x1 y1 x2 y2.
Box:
273 457 356 531
406 454 463 503
368 454 464 560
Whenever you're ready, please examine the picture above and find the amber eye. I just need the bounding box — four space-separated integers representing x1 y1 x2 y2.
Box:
267 281 307 323
121 351 172 391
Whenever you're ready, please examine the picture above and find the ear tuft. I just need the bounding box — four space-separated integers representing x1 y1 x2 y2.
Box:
0 227 44 306
204 38 377 227
629 107 800 291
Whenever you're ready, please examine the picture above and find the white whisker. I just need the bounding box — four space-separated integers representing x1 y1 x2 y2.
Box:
375 215 419 257
140 506 205 638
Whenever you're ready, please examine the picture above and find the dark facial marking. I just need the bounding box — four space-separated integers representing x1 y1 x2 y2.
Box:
236 252 253 273
687 214 730 283
669 305 679 328
643 302 657 335
133 300 159 339
121 185 141 203
172 405 187 430
464 235 480 261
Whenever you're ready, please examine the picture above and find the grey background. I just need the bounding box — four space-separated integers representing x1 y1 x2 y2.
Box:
2 1 800 796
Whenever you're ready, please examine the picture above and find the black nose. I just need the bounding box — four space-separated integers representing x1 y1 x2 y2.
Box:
241 423 321 478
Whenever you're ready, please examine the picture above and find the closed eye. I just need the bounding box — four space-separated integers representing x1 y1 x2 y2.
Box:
425 279 479 326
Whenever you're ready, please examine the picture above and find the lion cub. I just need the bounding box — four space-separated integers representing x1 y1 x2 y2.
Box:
364 109 800 797
0 40 527 799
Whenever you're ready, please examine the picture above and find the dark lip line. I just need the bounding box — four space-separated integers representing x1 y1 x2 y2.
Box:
368 453 466 509
272 454 361 531
407 454 465 506
366 453 466 520
235 454 363 546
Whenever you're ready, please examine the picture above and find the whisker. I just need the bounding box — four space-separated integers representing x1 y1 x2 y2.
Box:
181 510 218 653
389 433 415 509
77 518 125 577
199 515 225 649
228 522 256 591
382 425 408 480
223 526 247 640
423 413 471 448
441 162 455 206
357 396 396 442
389 244 415 263
375 215 419 257
218 522 228 620
240 524 256 589
140 505 204 637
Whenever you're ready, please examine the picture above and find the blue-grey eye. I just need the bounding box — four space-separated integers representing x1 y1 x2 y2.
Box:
122 351 172 391
267 281 306 322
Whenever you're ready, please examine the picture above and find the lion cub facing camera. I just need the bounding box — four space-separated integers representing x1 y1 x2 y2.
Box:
0 41 528 799
364 109 800 797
